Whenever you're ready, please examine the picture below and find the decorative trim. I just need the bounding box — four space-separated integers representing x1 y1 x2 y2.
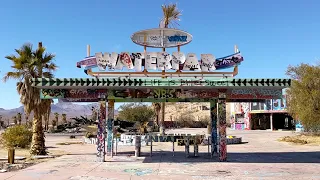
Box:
32 78 291 88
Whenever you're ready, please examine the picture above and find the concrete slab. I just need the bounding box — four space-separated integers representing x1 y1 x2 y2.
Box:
2 130 320 179
32 155 54 159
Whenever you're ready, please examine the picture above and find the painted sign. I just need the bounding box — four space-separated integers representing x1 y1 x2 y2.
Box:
130 28 192 48
40 88 285 104
34 78 291 89
215 52 244 70
78 52 243 72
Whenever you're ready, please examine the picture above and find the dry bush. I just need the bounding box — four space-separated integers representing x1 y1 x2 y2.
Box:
0 125 32 148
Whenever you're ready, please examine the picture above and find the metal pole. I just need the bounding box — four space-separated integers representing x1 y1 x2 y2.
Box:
150 135 153 157
172 141 175 156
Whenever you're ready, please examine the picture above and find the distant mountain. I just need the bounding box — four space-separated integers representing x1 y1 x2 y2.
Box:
0 102 118 123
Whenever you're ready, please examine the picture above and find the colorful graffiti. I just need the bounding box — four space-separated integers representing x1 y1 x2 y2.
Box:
41 88 284 103
218 92 227 162
78 52 243 72
107 100 115 155
41 89 106 99
96 100 106 162
230 89 282 100
210 100 218 157
272 98 286 110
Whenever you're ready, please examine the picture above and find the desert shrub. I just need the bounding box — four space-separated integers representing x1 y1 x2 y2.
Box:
0 125 32 148
198 115 210 128
85 132 95 138
176 112 196 128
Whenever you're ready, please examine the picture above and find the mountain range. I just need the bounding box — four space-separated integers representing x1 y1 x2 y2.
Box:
0 102 118 122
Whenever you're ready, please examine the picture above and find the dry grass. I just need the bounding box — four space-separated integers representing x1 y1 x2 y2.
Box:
279 134 320 145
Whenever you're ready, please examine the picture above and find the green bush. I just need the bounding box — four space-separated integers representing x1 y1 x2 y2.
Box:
85 132 95 138
0 125 32 148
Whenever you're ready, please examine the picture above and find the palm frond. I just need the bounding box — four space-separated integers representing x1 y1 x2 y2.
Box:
42 72 54 78
2 71 23 82
45 62 58 71
42 53 56 64
160 3 182 28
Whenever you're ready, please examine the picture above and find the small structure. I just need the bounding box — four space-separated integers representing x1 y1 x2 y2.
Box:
230 94 295 131
31 27 291 162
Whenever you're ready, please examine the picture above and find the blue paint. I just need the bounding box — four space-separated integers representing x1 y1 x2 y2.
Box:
167 35 187 42
123 168 153 176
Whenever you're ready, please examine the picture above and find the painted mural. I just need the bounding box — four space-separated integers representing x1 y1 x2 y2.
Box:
263 96 287 111
40 88 284 103
107 100 115 155
96 100 106 162
218 96 227 162
210 100 218 157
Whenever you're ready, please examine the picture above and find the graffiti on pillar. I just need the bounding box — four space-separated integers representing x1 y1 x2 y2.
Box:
240 103 250 129
97 100 106 160
210 100 218 156
107 100 115 155
218 97 227 162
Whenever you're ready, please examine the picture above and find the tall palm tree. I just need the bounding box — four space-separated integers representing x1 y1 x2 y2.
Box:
159 3 182 134
4 42 57 155
17 113 22 125
12 116 17 125
42 99 53 131
152 103 161 127
62 113 67 124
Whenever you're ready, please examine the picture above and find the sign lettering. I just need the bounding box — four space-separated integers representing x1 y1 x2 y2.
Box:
84 52 243 72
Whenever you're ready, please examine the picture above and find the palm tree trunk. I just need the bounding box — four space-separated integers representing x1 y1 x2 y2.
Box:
30 108 46 155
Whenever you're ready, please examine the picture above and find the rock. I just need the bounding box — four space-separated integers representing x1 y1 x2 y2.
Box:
32 155 54 159
0 169 7 173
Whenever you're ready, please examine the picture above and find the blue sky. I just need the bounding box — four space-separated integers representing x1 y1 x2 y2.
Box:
0 0 319 109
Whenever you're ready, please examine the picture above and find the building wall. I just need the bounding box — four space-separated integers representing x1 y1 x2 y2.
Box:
229 95 288 130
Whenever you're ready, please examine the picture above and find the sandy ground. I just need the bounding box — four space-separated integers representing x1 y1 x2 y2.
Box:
0 129 320 180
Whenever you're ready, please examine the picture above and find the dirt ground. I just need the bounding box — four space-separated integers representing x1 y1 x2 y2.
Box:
0 129 320 180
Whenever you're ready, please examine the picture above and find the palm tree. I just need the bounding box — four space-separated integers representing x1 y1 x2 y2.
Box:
159 3 182 134
43 100 53 131
159 3 182 28
3 42 57 155
17 113 22 125
12 116 17 125
54 112 59 127
152 103 161 128
62 113 67 124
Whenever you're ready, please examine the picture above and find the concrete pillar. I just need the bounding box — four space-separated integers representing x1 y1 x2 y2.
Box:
218 90 227 162
210 99 218 157
185 136 190 158
107 100 115 156
270 113 273 131
135 135 141 157
97 99 106 162
194 136 199 157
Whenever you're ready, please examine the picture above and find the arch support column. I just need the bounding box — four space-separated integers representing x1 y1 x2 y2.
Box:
97 99 106 162
107 99 115 156
210 99 218 157
218 90 227 162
